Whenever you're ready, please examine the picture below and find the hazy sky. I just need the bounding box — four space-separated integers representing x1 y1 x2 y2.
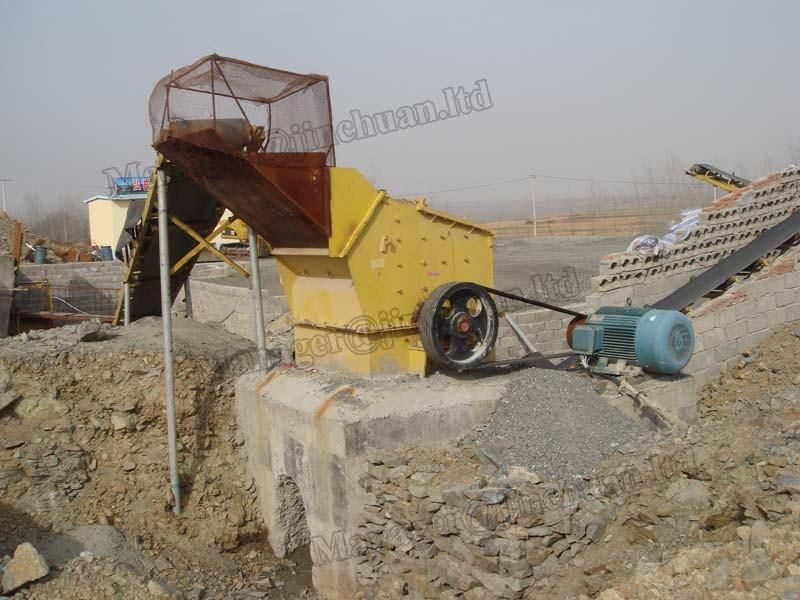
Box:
1 0 799 220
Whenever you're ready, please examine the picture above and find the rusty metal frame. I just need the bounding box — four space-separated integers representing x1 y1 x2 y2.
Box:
159 70 175 135
213 57 254 131
324 77 336 165
210 57 216 126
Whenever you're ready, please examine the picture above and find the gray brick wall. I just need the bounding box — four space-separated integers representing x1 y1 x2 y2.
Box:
185 278 289 342
14 262 125 316
683 252 800 389
494 302 587 360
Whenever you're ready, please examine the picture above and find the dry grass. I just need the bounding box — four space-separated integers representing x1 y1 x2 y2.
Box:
485 206 682 238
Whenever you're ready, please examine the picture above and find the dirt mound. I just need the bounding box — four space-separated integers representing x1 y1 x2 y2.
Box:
0 318 316 598
473 368 650 481
540 323 800 598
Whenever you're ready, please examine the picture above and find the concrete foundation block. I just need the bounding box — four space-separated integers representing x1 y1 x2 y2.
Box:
235 368 507 599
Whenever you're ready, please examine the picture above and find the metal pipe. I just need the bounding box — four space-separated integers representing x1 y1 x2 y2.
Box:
504 314 539 355
248 226 268 370
156 169 181 515
184 276 194 320
123 282 131 326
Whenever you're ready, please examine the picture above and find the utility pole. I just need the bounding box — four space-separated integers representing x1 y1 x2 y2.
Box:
530 175 537 237
0 178 11 213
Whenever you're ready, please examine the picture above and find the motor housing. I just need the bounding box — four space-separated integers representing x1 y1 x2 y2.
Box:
569 306 694 375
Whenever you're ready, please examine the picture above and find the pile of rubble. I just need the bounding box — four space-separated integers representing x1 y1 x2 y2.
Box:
352 322 800 599
0 318 316 598
0 211 93 263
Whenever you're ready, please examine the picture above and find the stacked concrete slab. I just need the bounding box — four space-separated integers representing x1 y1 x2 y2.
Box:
586 166 800 308
495 166 800 390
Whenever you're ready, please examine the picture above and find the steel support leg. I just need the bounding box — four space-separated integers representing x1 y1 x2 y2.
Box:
184 276 194 320
157 170 181 515
123 282 131 326
248 226 268 371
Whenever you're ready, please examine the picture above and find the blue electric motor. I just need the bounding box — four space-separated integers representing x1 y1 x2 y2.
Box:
569 306 694 375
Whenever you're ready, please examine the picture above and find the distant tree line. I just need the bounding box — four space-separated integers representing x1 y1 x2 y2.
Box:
11 193 89 244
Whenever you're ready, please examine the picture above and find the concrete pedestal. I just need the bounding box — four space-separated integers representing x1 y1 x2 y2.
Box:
235 367 507 599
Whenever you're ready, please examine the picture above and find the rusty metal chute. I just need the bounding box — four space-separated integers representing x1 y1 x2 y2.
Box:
155 131 330 249
148 54 335 250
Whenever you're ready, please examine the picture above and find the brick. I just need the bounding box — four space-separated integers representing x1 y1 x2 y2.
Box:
714 307 736 327
776 290 795 307
755 295 777 313
765 277 786 293
545 319 562 331
713 341 739 363
768 307 788 328
726 319 748 341
787 303 800 322
686 350 714 374
737 334 758 355
522 321 545 335
748 313 768 333
693 314 715 335
734 299 756 321
724 356 740 370
514 311 538 325
783 272 800 289
693 334 704 353
692 368 709 388
701 327 726 350
497 336 518 349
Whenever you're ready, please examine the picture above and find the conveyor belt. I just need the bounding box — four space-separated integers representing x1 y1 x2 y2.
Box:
113 164 224 324
653 210 800 312
686 163 751 191
472 209 800 371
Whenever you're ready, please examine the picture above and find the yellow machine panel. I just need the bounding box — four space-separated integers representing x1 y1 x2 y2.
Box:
274 168 495 376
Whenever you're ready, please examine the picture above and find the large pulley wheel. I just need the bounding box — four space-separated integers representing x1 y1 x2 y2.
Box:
418 282 499 370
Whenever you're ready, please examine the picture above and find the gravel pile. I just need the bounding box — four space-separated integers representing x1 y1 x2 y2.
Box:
473 368 650 482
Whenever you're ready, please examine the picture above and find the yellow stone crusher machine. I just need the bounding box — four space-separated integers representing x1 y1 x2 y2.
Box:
140 55 701 378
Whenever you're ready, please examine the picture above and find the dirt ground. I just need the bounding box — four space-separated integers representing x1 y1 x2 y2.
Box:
2 274 800 598
539 322 800 599
0 318 316 599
